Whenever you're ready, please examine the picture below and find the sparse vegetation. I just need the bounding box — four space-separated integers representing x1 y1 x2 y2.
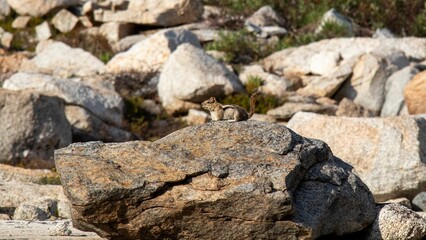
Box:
38 175 61 185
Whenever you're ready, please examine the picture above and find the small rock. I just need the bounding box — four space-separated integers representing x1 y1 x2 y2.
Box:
99 22 135 44
0 0 10 20
404 71 426 114
413 192 426 212
0 214 10 220
79 16 93 28
51 9 79 33
267 102 337 121
0 30 12 48
11 16 31 29
139 99 162 116
364 204 426 240
245 5 285 27
113 34 147 52
315 8 353 36
336 98 377 117
48 221 72 236
13 197 59 221
373 28 396 38
249 113 276 122
35 21 51 41
383 197 412 209
183 109 209 125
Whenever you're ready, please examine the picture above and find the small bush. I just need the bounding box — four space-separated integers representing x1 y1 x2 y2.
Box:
38 175 61 185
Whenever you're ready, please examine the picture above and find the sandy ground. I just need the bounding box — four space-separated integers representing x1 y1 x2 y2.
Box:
0 220 105 240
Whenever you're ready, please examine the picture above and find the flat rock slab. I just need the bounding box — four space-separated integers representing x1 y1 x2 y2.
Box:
55 121 375 239
0 220 103 239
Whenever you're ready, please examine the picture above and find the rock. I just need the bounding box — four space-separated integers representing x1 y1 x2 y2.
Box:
65 105 132 142
11 16 31 29
264 38 426 76
94 0 203 26
158 43 244 114
309 51 341 76
267 102 337 121
51 9 79 33
381 66 419 116
7 0 80 17
0 214 10 220
0 0 10 20
20 40 105 78
99 22 135 44
364 204 426 240
245 5 286 38
315 8 353 36
55 121 376 239
382 197 412 209
373 28 396 38
0 89 71 168
0 181 66 209
79 16 93 28
3 72 124 128
106 29 200 74
249 113 276 122
113 70 159 98
413 192 426 211
0 220 103 239
239 64 293 97
182 109 209 125
48 220 72 236
139 99 162 116
245 5 285 27
13 197 58 221
287 112 426 201
404 71 426 114
35 21 52 41
334 53 388 113
0 28 12 49
298 56 356 98
0 163 57 183
0 52 29 84
113 34 147 52
336 98 377 117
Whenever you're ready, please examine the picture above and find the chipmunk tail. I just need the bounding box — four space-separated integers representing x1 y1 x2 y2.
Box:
248 88 260 118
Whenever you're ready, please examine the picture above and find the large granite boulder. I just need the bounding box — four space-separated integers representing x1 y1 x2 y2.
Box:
0 89 71 168
287 112 426 201
55 121 376 239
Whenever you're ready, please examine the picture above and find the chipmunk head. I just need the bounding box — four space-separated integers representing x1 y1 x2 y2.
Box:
201 97 218 110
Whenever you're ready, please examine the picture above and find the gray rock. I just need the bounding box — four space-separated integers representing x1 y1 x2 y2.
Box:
7 0 80 17
413 192 426 211
158 43 244 114
65 105 132 142
55 121 376 239
336 98 377 117
334 53 388 113
287 112 426 201
309 50 341 76
20 40 105 78
315 8 353 36
106 29 200 74
364 204 426 240
383 197 412 209
35 21 52 41
245 5 285 27
381 66 419 116
112 34 147 52
94 0 203 26
264 38 426 76
298 56 356 97
3 72 124 128
51 9 79 33
0 89 71 167
13 197 58 221
0 0 10 20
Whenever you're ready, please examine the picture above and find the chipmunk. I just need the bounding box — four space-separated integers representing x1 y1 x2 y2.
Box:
201 90 260 122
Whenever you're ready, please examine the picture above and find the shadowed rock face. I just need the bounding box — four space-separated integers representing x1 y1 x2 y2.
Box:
55 121 375 239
